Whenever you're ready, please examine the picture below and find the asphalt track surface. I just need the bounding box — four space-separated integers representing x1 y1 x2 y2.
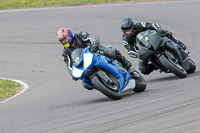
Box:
0 0 200 133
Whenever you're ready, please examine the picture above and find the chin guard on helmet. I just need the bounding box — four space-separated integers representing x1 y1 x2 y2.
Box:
63 42 70 48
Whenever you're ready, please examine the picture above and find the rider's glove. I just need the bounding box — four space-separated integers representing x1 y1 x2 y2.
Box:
157 29 165 36
87 34 100 53
128 51 138 58
165 30 172 37
89 43 99 53
157 29 172 37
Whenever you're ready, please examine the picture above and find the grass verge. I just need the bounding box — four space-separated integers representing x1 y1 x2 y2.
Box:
0 0 133 10
0 79 20 101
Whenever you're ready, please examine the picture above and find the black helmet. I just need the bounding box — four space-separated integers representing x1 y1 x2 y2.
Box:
120 18 135 35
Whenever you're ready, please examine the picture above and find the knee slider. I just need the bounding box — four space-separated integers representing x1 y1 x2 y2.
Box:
140 67 152 75
103 48 117 59
116 49 123 58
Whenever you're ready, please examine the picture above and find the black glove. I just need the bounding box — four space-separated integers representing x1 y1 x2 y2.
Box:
128 51 138 58
157 29 165 36
157 29 172 37
89 43 99 53
165 30 172 37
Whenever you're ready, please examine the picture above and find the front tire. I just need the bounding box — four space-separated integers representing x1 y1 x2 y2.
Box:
91 75 122 100
131 72 146 93
159 54 187 78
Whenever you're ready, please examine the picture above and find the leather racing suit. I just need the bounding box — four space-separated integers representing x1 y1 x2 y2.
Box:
122 22 187 75
62 31 132 79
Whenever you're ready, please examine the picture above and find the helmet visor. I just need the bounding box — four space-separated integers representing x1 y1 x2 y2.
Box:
124 28 133 35
60 35 71 47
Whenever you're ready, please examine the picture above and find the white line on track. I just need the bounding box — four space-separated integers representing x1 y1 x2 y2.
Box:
0 78 29 104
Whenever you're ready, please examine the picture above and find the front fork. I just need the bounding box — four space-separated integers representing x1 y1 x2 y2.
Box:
165 42 190 70
165 42 184 65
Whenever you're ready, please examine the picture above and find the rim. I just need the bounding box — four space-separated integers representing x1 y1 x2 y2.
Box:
168 58 184 71
99 77 121 93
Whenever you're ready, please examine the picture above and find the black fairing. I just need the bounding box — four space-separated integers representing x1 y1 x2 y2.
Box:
136 30 163 51
136 30 164 61
149 32 163 50
136 45 154 60
71 48 83 65
136 30 151 49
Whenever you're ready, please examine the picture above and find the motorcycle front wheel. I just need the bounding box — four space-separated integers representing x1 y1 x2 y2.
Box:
91 75 122 100
159 54 187 78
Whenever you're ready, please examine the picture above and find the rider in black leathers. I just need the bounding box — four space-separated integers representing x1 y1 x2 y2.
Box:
57 27 132 90
120 18 187 75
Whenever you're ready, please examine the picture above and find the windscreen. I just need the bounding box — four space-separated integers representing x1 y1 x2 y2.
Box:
136 31 151 48
71 48 83 66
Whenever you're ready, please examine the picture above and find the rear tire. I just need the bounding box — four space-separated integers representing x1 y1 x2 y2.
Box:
132 72 146 93
159 54 187 78
187 59 196 73
91 75 122 100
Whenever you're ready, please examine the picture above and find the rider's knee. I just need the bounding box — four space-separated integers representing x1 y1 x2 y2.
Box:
103 48 117 59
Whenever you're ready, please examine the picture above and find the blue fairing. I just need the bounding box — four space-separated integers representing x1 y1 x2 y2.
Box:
94 55 131 90
72 48 131 91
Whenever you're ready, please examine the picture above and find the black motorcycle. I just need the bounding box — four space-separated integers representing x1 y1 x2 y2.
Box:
136 30 196 78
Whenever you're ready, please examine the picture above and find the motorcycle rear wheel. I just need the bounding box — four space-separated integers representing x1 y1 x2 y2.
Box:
131 72 146 93
187 59 196 73
159 54 187 78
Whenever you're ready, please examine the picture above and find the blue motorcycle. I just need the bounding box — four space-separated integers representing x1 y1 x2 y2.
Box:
71 47 146 100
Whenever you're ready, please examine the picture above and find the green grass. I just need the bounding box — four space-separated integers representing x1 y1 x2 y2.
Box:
0 0 132 10
0 79 20 101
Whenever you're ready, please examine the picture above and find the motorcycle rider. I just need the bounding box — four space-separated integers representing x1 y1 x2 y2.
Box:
57 27 132 90
120 17 187 75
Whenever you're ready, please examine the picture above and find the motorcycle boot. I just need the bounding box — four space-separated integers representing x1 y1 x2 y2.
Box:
139 60 157 75
116 50 132 70
82 82 93 90
102 48 132 70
